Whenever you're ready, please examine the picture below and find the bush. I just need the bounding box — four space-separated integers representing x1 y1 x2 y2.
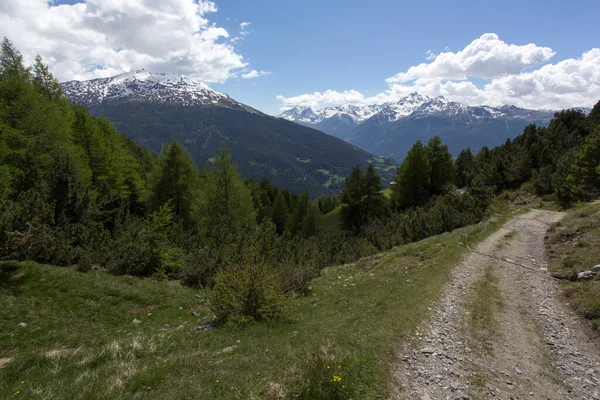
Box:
209 261 285 325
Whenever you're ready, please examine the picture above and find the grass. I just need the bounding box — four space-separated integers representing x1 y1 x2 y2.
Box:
546 202 600 328
316 188 393 235
1 205 520 399
465 266 503 354
316 207 342 234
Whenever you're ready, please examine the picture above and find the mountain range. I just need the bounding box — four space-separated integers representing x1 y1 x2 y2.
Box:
61 71 397 196
279 94 558 161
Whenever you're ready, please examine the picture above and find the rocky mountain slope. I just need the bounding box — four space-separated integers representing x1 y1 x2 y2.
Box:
61 71 397 195
279 94 556 161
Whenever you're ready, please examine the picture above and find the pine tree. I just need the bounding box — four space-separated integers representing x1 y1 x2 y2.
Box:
271 191 289 234
147 140 198 224
455 148 475 188
340 166 364 232
32 54 62 102
570 126 600 199
302 204 319 238
0 37 29 79
427 136 455 194
71 106 108 187
289 190 310 235
196 144 256 236
363 164 385 221
391 141 430 210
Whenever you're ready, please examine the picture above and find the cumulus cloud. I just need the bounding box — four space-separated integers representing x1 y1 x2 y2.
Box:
277 34 599 111
386 33 555 83
0 0 248 82
241 69 270 79
276 89 368 108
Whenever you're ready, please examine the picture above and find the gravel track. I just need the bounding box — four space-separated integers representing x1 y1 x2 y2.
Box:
393 210 600 400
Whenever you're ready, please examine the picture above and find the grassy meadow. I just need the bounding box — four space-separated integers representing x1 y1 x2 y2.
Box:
1 203 521 399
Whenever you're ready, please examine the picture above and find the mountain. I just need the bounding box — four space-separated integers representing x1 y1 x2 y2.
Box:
279 93 556 161
61 71 397 196
279 103 385 140
350 97 555 160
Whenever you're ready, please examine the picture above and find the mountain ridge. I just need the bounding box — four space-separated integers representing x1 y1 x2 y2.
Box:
60 72 398 196
279 94 560 160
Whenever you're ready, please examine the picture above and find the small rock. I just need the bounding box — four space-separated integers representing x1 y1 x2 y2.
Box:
132 319 141 325
592 264 600 272
194 324 214 333
216 345 238 354
17 322 27 328
577 271 596 280
11 273 25 279
420 347 436 354
406 279 413 284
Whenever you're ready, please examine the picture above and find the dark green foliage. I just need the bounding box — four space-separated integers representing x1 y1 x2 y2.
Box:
456 148 475 188
83 100 398 197
209 261 285 325
391 140 431 210
340 165 386 233
427 135 456 194
147 141 197 224
570 126 600 200
271 191 289 234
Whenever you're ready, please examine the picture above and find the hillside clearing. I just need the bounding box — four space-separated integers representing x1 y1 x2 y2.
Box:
1 206 520 399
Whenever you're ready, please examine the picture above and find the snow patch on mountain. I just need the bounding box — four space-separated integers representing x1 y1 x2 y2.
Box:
280 103 384 125
279 92 558 127
61 70 230 107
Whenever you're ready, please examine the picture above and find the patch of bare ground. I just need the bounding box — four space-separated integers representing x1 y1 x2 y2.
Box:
393 210 600 400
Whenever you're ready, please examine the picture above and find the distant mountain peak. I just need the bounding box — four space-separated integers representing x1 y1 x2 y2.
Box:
61 71 230 107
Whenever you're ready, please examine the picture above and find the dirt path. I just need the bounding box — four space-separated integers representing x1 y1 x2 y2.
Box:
393 210 600 400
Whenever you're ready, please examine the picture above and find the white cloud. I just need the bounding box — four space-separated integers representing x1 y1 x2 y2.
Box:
276 89 368 108
241 69 270 79
386 33 555 83
240 21 252 37
277 34 600 111
0 0 248 82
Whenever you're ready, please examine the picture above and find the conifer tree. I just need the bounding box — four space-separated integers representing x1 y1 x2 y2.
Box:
0 37 29 78
427 136 455 194
391 141 430 210
271 191 289 234
32 55 62 102
340 166 364 232
147 140 197 224
363 164 385 221
197 144 256 236
455 148 475 188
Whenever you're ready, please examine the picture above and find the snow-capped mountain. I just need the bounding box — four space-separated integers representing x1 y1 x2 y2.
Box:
60 71 397 196
280 103 383 125
61 70 248 109
279 92 557 161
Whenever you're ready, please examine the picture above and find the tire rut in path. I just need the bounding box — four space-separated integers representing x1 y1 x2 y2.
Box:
392 210 600 400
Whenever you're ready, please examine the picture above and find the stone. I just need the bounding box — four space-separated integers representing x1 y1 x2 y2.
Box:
17 322 27 328
592 264 600 272
194 324 214 333
132 319 141 325
215 345 238 354
577 271 596 280
406 279 413 284
420 347 436 354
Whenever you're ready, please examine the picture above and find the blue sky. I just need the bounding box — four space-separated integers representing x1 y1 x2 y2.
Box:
2 0 599 113
210 0 600 113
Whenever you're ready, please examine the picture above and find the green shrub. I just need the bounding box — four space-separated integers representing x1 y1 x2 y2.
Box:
209 261 285 325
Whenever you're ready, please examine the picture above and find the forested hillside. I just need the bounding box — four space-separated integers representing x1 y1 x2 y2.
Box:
2 36 599 326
